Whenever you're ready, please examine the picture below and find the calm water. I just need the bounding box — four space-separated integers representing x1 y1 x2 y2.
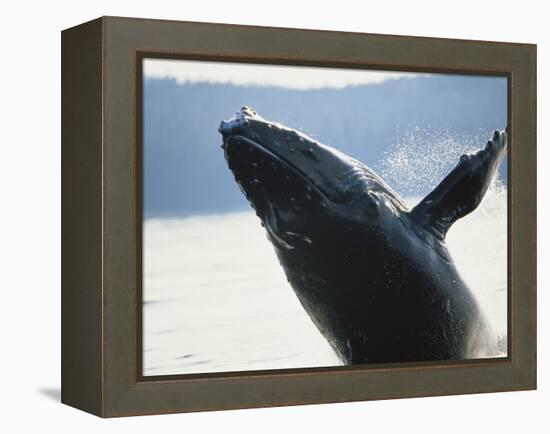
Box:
143 184 507 376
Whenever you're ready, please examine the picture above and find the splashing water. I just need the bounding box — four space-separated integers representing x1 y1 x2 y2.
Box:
378 127 502 199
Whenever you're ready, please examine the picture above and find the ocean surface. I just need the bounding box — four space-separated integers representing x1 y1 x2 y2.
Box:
143 183 507 376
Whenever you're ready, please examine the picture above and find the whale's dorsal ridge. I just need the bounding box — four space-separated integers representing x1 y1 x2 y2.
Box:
410 130 507 240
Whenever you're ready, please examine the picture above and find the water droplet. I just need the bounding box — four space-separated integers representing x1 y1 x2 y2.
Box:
305 194 311 200
320 201 327 208
252 178 260 185
290 197 295 202
251 162 258 167
305 185 312 192
289 147 295 153
298 137 304 142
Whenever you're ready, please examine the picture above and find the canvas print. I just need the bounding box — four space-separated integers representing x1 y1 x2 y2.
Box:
142 59 508 376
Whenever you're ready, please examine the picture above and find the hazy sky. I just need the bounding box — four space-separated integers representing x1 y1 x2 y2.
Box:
143 58 419 90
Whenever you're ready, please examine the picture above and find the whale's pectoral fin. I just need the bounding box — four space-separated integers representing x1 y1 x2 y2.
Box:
410 129 507 240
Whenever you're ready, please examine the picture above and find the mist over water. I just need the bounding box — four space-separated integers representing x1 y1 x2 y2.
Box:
143 129 507 376
379 127 504 198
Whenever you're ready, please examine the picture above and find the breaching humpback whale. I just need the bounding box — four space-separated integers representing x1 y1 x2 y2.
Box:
219 106 507 364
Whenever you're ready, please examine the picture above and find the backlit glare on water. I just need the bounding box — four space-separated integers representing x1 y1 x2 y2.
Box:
143 185 506 375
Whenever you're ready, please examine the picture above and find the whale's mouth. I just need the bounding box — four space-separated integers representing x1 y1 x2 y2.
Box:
223 133 328 201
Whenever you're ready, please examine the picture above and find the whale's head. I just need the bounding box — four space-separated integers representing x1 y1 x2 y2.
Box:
219 106 406 253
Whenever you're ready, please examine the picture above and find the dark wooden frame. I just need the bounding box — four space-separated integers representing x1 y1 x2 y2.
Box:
61 16 537 417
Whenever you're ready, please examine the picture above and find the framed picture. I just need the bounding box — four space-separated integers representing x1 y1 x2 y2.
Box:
61 16 536 417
